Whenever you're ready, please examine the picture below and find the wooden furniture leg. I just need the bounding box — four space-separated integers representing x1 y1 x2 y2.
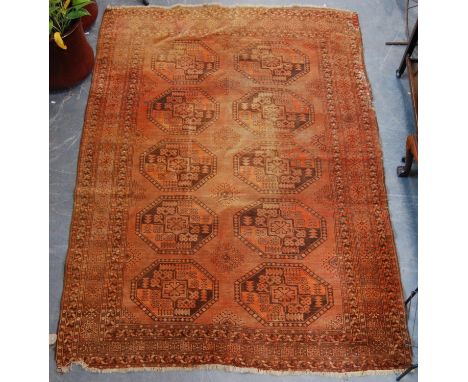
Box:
397 134 418 177
396 20 418 78
396 20 418 178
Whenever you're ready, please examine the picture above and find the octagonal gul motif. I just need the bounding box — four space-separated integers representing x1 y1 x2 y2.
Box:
234 199 326 259
235 42 310 85
148 88 219 135
234 141 321 194
151 40 219 84
235 263 333 327
140 140 216 191
136 196 217 255
233 89 313 135
131 259 218 322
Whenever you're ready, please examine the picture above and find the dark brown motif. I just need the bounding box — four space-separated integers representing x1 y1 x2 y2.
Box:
140 139 216 191
235 263 333 327
233 88 313 135
148 88 219 135
234 141 321 194
131 259 218 322
235 42 310 85
234 199 326 259
136 195 218 255
151 40 219 84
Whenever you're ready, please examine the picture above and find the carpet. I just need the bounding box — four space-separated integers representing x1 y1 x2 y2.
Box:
56 5 412 374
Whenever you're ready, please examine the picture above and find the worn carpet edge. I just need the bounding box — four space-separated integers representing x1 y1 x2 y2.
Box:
105 3 358 16
351 7 414 339
349 14 415 371
59 360 406 377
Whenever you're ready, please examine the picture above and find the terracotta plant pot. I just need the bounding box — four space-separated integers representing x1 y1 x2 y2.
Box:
49 20 95 90
81 1 99 31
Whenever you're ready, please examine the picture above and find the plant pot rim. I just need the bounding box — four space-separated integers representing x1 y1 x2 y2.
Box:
49 19 82 42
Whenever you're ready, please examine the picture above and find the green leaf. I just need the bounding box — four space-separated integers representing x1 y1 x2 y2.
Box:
72 0 92 6
66 8 90 21
49 4 59 14
49 19 53 34
69 3 91 11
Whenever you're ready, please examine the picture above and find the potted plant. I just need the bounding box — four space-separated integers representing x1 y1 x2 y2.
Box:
81 1 99 31
49 0 95 90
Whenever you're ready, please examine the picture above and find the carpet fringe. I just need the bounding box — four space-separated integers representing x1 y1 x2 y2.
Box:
59 360 406 377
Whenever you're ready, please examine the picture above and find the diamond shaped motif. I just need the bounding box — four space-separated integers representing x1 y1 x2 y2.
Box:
131 259 218 322
136 196 218 255
148 88 219 135
151 40 219 84
234 198 326 259
233 89 313 135
235 42 310 85
140 139 216 191
234 141 321 194
235 263 333 327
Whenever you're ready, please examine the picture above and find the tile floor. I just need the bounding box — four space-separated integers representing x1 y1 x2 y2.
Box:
49 1 418 381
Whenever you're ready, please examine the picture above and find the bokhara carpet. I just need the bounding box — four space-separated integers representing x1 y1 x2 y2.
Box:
56 5 412 374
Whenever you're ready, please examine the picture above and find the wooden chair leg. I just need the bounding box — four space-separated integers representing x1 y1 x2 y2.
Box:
397 135 416 177
397 149 414 177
